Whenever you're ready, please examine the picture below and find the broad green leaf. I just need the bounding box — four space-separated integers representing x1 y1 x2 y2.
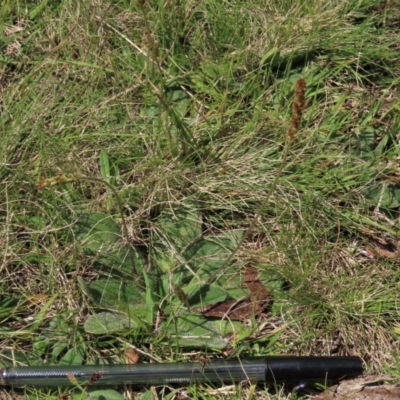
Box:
33 335 51 356
151 250 176 273
92 246 145 278
51 341 68 359
139 392 156 400
78 277 142 311
73 211 121 253
152 213 246 301
184 230 245 285
201 63 232 80
84 312 137 334
155 204 202 252
258 269 286 293
163 283 230 316
364 184 400 209
150 204 203 297
59 347 84 366
185 284 229 307
169 90 189 118
73 210 145 283
213 229 245 246
166 314 244 350
74 212 147 334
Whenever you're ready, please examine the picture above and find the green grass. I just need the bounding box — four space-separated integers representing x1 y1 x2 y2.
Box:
1 0 400 398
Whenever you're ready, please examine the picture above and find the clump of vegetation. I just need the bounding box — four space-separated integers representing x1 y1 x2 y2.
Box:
1 0 400 399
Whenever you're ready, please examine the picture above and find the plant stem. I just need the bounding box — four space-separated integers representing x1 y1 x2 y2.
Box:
208 78 306 282
207 138 293 283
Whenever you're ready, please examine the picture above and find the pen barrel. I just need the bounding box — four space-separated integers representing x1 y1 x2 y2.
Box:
0 356 363 387
265 356 363 383
0 359 266 387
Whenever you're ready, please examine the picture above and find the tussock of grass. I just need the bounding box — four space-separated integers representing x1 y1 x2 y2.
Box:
1 0 400 399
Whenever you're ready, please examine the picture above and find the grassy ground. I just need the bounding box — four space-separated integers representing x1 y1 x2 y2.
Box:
1 0 400 398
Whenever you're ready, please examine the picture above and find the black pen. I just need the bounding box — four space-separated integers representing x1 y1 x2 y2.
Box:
0 356 363 388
